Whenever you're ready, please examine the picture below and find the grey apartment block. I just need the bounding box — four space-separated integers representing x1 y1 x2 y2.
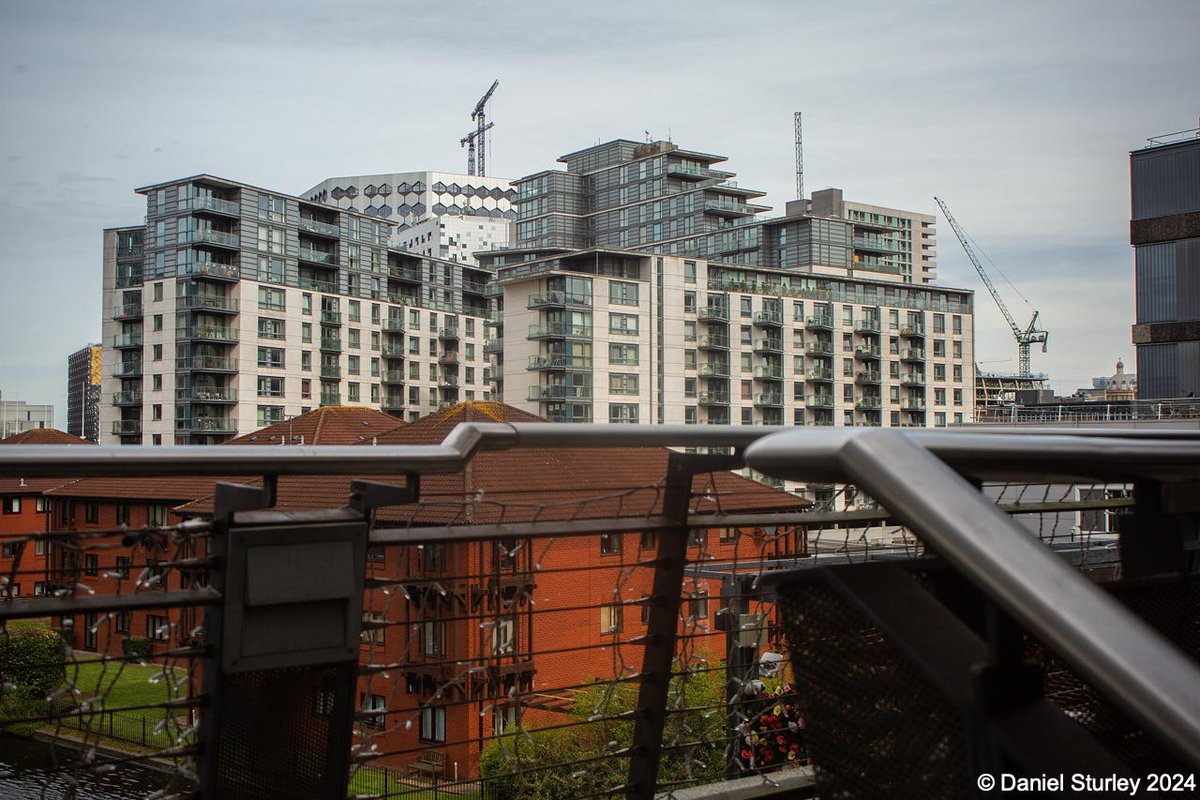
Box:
66 344 102 442
1130 134 1200 398
100 175 494 445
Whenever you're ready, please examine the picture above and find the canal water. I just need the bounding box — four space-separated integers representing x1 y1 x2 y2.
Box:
0 735 174 798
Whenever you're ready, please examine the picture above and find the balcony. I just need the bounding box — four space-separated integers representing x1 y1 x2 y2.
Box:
381 393 405 411
855 397 883 410
698 363 730 378
177 294 238 313
854 318 882 334
320 365 341 380
439 352 460 367
112 360 142 378
115 271 144 288
805 394 834 408
320 392 342 406
528 354 593 370
186 195 241 216
856 370 882 385
752 338 782 354
805 314 834 331
177 355 237 372
111 390 142 406
113 332 143 349
527 291 590 310
752 311 783 328
388 265 421 282
299 216 340 238
704 199 759 217
178 262 239 281
483 338 501 355
175 416 236 434
901 372 926 387
380 370 405 386
900 324 926 338
462 279 488 295
110 419 141 435
804 341 834 357
177 326 237 343
698 305 729 323
175 386 237 403
298 246 338 266
439 326 460 341
527 385 592 401
381 345 406 358
901 398 927 411
900 348 926 363
853 234 904 254
185 229 240 249
0 427 1193 800
321 310 343 325
697 334 729 350
753 366 783 381
320 337 343 352
806 367 834 382
299 277 336 293
541 407 594 423
854 345 881 360
383 318 405 333
697 391 730 405
528 323 592 340
753 393 783 408
112 302 143 321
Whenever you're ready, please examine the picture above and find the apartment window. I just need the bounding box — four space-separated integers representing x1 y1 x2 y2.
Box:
933 314 945 333
151 404 162 421
409 361 420 379
83 553 98 575
609 344 638 366
609 281 639 306
683 291 696 313
360 611 386 645
257 405 285 426
934 364 947 381
258 286 285 311
348 355 361 375
84 502 99 524
301 322 312 343
361 694 386 729
115 556 130 579
152 374 162 391
35 498 46 514
683 320 696 342
258 194 286 221
684 377 697 397
683 260 697 284
422 620 445 657
933 340 946 357
348 329 361 349
740 297 752 318
684 349 697 369
259 256 285 284
952 315 963 335
600 532 621 555
688 591 709 622
148 504 168 527
492 618 514 654
258 377 284 397
258 318 285 340
348 300 361 322
153 314 163 331
935 412 947 427
609 403 639 424
935 388 946 405
301 351 312 371
688 528 707 548
150 343 161 362
609 313 639 335
257 347 284 368
348 383 360 402
370 383 380 403
147 614 170 641
419 706 446 743
953 388 963 406
116 504 130 525
257 224 285 253
465 318 475 337
153 282 163 301
302 293 312 316
600 604 623 635
301 379 311 399
2 498 20 515
114 611 131 634
952 341 963 359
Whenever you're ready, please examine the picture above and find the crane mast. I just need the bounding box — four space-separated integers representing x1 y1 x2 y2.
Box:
466 79 499 177
934 196 1049 377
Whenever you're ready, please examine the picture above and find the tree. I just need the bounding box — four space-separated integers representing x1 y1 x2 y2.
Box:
1 625 67 702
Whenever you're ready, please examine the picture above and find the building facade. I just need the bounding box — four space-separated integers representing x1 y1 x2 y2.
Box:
0 399 54 439
67 344 102 442
99 175 494 445
1130 130 1200 398
485 139 973 453
303 171 516 265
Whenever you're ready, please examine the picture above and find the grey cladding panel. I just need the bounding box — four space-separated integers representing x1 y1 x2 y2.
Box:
1131 143 1200 220
1180 239 1200 321
1135 243 1177 323
1178 340 1200 398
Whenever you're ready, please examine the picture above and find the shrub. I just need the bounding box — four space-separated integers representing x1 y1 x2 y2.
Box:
121 637 152 659
0 625 67 701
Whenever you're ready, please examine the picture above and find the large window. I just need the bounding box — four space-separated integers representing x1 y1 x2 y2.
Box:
609 344 638 366
609 373 639 396
257 405 285 426
600 604 623 635
257 224 285 254
422 620 445 657
258 318 285 340
361 694 386 729
609 313 638 335
609 404 639 424
147 614 170 641
257 347 284 368
257 377 284 397
257 194 286 222
420 706 446 743
609 280 639 306
600 532 621 555
259 256 285 284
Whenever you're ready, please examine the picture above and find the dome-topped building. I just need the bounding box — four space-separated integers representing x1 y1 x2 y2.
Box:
1104 359 1137 401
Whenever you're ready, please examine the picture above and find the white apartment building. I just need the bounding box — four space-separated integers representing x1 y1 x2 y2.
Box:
0 399 55 440
485 249 975 432
303 171 515 265
100 175 493 445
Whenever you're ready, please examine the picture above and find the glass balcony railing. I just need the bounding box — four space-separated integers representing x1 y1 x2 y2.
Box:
185 195 240 216
299 247 338 266
298 217 340 237
527 385 592 401
178 262 239 281
113 332 143 348
177 355 237 372
177 295 238 313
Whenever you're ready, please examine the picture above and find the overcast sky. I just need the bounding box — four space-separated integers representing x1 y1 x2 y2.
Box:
1 0 1197 424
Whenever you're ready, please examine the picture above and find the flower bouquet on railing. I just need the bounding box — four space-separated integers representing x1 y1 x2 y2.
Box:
734 682 808 772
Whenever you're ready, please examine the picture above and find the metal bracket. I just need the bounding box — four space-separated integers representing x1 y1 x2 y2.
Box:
348 474 420 515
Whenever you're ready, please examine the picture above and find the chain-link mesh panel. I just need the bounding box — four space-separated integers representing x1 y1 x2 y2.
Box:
211 663 354 800
774 576 972 800
1033 575 1198 775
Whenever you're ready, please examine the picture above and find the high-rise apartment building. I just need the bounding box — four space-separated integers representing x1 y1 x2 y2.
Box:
1130 129 1200 398
512 140 937 284
0 399 54 439
66 344 102 442
304 171 516 264
483 139 974 442
100 175 494 445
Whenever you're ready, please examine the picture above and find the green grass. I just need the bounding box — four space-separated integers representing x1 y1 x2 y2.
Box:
66 657 186 711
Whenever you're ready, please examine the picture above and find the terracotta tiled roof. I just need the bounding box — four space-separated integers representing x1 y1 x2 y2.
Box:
0 429 95 446
0 477 79 496
225 406 404 446
182 403 811 522
43 476 254 502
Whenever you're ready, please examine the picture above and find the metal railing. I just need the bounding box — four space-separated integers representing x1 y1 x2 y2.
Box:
1 425 1198 799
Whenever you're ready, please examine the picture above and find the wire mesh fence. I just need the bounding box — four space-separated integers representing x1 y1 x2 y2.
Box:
0 448 1164 799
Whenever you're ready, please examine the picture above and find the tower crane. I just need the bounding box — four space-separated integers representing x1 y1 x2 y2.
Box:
934 196 1048 377
465 79 499 176
460 122 493 177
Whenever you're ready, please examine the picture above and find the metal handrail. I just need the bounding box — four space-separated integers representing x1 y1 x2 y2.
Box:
743 427 1200 767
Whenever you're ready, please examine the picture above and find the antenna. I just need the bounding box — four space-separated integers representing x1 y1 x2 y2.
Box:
794 111 804 199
